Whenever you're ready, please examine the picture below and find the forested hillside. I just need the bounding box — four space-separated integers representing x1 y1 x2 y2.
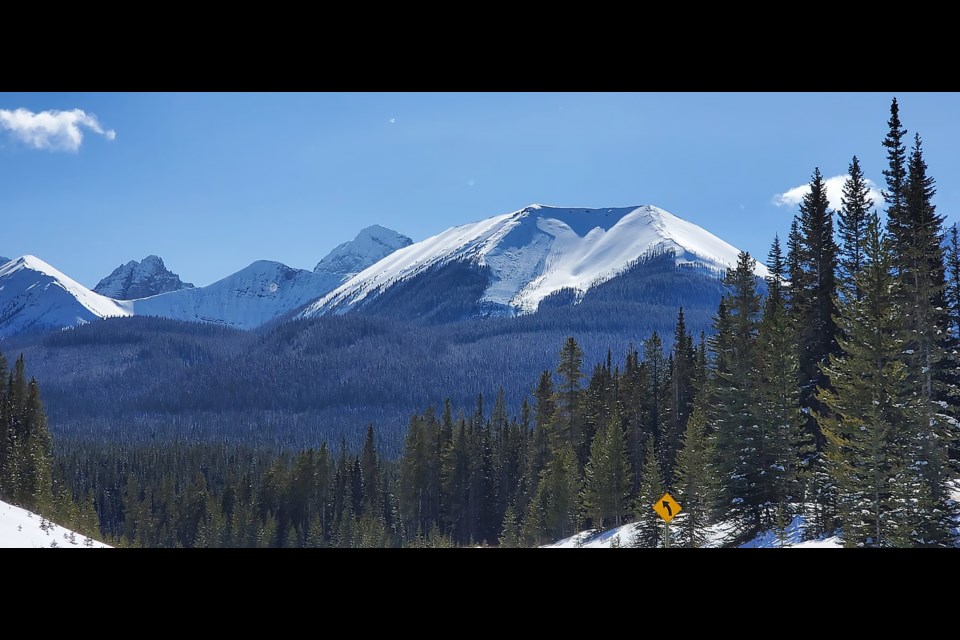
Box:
6 250 728 451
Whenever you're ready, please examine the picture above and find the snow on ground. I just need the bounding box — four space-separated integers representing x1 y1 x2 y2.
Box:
0 499 110 549
544 512 841 548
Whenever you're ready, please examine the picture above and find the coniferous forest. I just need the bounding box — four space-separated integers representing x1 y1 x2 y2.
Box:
3 98 958 548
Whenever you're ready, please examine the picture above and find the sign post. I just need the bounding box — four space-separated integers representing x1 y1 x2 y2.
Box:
652 492 681 549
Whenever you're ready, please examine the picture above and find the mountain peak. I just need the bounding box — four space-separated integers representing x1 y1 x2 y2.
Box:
315 225 413 277
0 254 132 338
93 255 194 300
303 204 768 318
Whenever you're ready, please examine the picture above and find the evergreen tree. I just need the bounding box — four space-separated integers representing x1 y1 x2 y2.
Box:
757 244 808 524
946 224 960 340
634 437 664 548
359 424 382 517
766 235 786 309
663 308 695 485
532 441 580 541
898 133 956 543
710 251 763 532
581 410 630 530
882 97 910 268
837 155 874 300
794 167 839 440
555 337 585 463
817 215 917 546
498 503 520 548
673 407 714 548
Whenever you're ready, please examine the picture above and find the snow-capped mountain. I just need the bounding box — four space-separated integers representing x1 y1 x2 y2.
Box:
132 260 344 330
94 255 194 300
0 257 9 265
301 204 768 319
131 225 412 330
315 225 412 276
0 256 132 338
0 225 411 337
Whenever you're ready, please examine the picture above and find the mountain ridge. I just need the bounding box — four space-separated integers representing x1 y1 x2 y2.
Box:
94 255 194 300
301 204 768 319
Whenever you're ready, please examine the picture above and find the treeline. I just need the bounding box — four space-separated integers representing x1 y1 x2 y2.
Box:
11 250 726 451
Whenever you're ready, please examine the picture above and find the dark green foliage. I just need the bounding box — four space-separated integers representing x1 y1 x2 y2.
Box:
673 407 713 548
0 353 53 514
581 410 631 530
838 156 874 299
817 215 914 547
882 97 909 266
710 252 764 531
793 167 840 441
633 437 664 548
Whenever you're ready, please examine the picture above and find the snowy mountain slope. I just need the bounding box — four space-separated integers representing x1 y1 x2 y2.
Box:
132 261 344 330
0 256 133 338
0 499 110 548
315 225 412 276
301 205 769 318
132 225 412 329
0 225 411 337
0 257 9 265
94 255 194 299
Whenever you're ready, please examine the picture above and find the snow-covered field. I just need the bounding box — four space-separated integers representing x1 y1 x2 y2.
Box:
545 515 841 549
0 499 110 549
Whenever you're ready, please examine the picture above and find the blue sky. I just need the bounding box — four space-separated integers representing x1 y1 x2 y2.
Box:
2 92 959 288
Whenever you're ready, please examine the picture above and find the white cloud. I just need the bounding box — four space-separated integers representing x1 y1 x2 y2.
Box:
773 174 884 212
0 108 116 152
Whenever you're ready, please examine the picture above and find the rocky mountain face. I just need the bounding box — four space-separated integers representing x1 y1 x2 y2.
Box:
93 255 194 300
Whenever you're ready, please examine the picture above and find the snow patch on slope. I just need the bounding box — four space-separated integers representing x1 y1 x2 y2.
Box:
303 205 768 318
0 499 110 548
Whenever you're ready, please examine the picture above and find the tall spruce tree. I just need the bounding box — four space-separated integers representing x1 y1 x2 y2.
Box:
556 337 585 463
757 240 808 524
633 436 664 548
817 215 917 546
673 407 714 547
882 97 909 269
710 251 763 532
662 308 695 486
947 224 960 340
838 156 874 300
794 167 839 443
899 133 956 543
581 410 631 530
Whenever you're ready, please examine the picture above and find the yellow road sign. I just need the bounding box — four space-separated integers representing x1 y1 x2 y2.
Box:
653 492 681 523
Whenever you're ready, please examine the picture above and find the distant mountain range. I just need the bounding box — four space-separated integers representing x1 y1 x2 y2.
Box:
0 205 762 339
